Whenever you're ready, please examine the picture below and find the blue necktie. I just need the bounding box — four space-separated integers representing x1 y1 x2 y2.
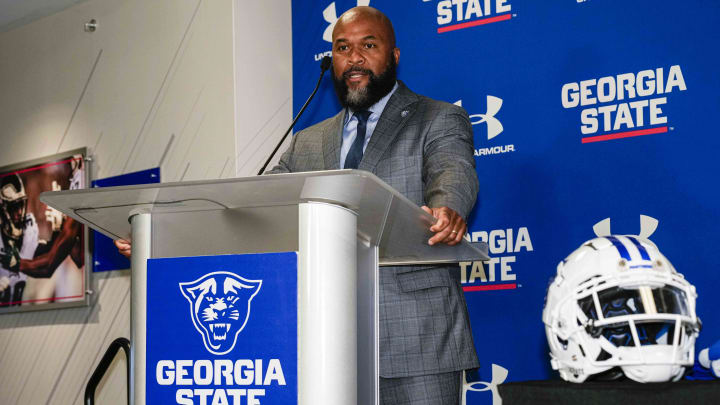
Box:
344 110 372 169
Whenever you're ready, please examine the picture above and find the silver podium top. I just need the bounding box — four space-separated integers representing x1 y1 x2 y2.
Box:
41 170 488 265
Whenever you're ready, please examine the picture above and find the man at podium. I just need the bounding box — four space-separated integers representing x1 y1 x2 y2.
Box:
116 6 479 405
268 6 479 405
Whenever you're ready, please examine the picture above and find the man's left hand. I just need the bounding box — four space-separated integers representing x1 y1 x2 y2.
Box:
421 206 467 246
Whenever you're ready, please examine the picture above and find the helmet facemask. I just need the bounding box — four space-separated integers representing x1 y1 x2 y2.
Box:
577 275 699 382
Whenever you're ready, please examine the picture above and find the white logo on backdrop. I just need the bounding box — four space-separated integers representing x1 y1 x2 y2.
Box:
323 0 371 42
592 214 659 239
462 364 509 405
455 96 504 140
560 65 686 139
180 272 262 355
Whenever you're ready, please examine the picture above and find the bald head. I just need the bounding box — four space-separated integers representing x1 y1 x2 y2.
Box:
330 6 400 110
332 6 396 48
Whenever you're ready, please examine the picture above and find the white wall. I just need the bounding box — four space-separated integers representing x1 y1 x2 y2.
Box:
0 0 292 403
233 0 293 175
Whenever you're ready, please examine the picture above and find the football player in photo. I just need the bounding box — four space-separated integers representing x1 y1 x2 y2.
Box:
0 173 39 306
13 157 85 302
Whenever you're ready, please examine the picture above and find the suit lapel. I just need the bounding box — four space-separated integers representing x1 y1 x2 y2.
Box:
359 81 420 171
322 109 346 170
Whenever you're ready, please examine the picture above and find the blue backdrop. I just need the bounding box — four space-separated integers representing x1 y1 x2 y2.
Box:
290 0 720 402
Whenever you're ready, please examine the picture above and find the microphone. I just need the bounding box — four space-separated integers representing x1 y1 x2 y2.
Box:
257 56 332 175
320 55 332 71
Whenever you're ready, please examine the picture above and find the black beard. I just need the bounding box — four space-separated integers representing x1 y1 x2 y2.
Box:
332 57 397 111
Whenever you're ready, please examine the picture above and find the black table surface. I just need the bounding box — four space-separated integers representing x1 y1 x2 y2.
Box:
497 379 720 405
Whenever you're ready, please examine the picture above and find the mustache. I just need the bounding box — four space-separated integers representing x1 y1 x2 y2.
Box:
341 66 374 79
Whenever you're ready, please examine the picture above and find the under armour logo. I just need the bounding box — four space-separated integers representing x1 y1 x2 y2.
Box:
322 0 371 43
462 364 508 405
455 96 504 140
592 214 659 239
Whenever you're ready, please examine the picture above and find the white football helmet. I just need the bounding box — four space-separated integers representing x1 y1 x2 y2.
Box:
543 235 700 383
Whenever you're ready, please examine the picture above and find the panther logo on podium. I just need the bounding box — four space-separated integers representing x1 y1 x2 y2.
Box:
179 271 262 355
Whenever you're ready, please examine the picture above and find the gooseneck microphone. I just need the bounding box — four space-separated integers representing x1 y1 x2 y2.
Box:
257 56 333 175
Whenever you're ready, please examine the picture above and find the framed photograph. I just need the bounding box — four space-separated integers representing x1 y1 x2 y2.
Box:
0 148 90 313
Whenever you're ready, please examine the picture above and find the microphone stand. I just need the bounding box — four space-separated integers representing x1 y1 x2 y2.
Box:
257 56 332 175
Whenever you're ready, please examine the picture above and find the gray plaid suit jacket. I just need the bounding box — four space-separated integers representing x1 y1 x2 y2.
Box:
269 81 480 378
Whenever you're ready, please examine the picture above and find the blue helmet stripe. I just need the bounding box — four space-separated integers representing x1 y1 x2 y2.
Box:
605 236 631 261
626 236 651 261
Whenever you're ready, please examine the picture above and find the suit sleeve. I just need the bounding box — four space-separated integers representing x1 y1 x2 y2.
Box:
422 104 479 219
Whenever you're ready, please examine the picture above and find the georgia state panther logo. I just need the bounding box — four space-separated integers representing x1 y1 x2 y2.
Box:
179 272 262 355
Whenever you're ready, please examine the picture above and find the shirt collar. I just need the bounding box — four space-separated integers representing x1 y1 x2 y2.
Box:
344 81 399 124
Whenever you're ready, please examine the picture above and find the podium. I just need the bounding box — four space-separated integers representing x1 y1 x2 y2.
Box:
41 170 488 405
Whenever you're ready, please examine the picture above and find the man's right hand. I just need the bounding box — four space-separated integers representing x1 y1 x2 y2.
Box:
114 239 132 258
